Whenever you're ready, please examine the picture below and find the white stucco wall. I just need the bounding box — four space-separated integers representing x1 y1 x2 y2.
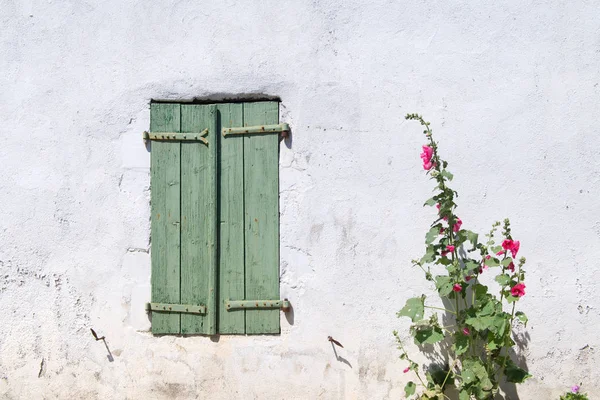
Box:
1 0 599 398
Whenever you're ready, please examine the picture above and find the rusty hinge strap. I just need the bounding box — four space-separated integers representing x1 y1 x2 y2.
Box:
225 299 290 312
143 129 209 144
222 123 290 137
145 302 206 314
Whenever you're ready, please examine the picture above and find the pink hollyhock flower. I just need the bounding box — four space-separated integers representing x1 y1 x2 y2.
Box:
507 262 515 272
422 145 433 159
496 251 504 256
510 241 520 258
423 161 433 170
465 275 471 282
571 385 580 394
453 218 462 232
453 283 462 292
502 239 521 258
462 327 470 335
511 283 526 297
446 245 455 252
403 367 410 373
441 250 449 257
436 203 441 211
485 255 491 260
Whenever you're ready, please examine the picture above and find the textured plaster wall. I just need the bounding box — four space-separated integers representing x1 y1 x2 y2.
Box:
1 0 599 398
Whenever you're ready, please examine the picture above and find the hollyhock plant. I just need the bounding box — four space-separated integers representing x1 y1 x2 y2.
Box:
395 114 530 400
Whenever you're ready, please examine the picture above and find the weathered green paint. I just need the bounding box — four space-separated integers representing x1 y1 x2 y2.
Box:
146 303 206 314
180 104 218 335
243 101 280 334
222 123 289 136
217 103 246 334
144 129 208 143
150 103 181 334
226 299 289 311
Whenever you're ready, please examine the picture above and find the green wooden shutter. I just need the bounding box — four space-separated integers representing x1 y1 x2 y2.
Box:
150 101 280 335
150 103 217 335
218 101 280 334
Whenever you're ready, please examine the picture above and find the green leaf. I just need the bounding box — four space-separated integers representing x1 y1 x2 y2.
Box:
473 284 488 300
421 245 436 264
466 316 495 331
506 294 519 303
462 368 477 384
453 333 469 355
458 390 470 400
435 276 453 297
501 257 514 267
515 311 528 327
404 381 416 397
426 226 440 245
495 274 510 286
491 245 503 254
398 296 425 322
484 257 499 267
414 326 444 345
504 360 531 383
440 170 453 181
424 197 437 207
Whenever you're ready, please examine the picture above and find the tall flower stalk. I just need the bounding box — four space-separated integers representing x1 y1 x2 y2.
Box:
395 114 530 400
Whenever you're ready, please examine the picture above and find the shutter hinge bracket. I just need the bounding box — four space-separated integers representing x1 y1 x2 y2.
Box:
145 302 206 314
225 299 291 312
143 129 209 145
222 123 290 138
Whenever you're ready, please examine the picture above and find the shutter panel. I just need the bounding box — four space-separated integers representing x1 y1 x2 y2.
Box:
217 103 246 334
150 103 182 334
180 104 218 334
243 101 280 334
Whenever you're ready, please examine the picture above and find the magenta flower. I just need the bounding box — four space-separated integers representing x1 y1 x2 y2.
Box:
507 262 515 272
446 245 455 252
496 251 504 256
421 145 433 159
462 327 470 335
502 239 521 258
510 241 520 258
465 275 472 282
436 203 441 211
453 218 462 232
511 283 526 297
571 385 580 394
453 283 462 292
403 367 410 373
420 145 434 170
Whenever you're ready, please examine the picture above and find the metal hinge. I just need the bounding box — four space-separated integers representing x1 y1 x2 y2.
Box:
222 123 290 138
143 129 209 145
145 302 206 314
225 299 291 312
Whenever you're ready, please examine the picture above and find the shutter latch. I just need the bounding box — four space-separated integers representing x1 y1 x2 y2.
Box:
225 299 291 312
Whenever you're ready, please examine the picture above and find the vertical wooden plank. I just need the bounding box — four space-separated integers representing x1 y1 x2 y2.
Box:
180 104 218 335
150 103 181 334
243 101 280 334
217 103 245 334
